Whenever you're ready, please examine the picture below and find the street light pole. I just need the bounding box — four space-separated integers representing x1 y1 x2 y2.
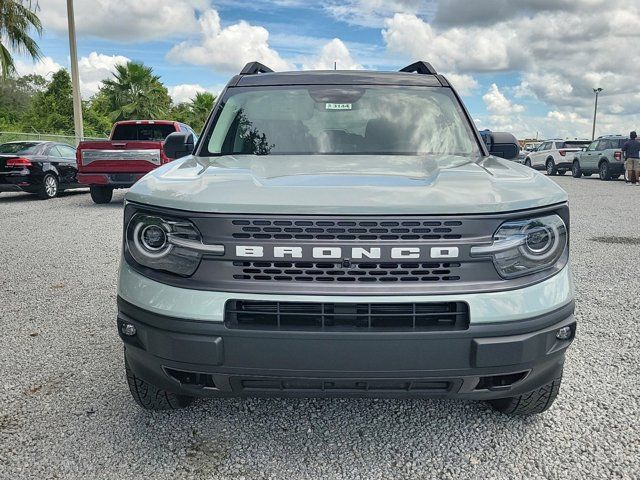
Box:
592 87 602 141
66 0 84 144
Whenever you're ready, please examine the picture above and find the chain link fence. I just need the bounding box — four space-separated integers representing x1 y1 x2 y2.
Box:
0 131 108 147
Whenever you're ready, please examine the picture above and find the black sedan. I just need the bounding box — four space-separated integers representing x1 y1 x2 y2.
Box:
0 141 86 199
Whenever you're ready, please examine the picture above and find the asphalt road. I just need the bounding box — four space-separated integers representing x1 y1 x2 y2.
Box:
0 176 638 480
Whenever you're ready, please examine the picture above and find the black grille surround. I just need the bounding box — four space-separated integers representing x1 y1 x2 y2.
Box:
225 300 470 331
123 203 570 295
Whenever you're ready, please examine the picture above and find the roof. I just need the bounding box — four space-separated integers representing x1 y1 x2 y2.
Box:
233 70 444 87
3 140 48 144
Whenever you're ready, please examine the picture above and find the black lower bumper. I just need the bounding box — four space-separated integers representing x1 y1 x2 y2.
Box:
0 183 24 193
117 297 575 400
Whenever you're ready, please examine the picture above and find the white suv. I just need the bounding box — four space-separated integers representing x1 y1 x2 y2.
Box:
525 139 590 175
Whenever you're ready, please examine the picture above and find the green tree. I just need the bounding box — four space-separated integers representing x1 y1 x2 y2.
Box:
82 92 112 137
169 91 216 132
0 0 42 78
22 69 74 134
0 73 46 127
99 61 171 121
187 91 215 132
169 102 190 125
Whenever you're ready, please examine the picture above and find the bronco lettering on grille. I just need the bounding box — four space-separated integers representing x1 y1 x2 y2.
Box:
235 245 460 260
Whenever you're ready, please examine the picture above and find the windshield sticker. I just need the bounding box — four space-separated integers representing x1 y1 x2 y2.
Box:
325 103 352 110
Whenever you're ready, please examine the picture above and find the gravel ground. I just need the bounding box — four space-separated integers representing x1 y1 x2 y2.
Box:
0 176 639 480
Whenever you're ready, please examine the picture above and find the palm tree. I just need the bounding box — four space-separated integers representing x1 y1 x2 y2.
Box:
0 0 42 78
101 62 171 121
188 92 216 131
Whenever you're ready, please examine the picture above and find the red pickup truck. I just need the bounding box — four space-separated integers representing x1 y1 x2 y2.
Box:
76 120 197 204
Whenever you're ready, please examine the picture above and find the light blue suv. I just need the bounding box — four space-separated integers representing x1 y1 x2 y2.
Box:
116 61 575 416
570 135 628 180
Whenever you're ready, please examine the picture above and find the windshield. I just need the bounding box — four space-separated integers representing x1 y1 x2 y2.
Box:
203 86 480 156
0 142 41 155
112 124 175 141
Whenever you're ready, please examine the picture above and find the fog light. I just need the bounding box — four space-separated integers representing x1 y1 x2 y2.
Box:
556 326 572 340
122 323 137 336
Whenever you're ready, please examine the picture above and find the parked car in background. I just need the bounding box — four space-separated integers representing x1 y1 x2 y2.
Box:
0 141 84 200
570 135 628 180
76 120 197 204
525 139 590 175
517 141 542 164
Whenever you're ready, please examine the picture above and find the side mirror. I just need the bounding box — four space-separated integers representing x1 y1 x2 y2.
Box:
486 132 520 160
163 132 195 160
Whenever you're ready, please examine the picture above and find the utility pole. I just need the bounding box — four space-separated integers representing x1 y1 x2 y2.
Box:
66 0 84 144
592 87 602 141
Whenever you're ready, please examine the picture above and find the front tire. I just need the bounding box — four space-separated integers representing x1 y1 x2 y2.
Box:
125 357 194 411
546 159 557 176
599 161 611 181
488 373 562 416
572 161 582 178
90 185 113 204
38 173 59 199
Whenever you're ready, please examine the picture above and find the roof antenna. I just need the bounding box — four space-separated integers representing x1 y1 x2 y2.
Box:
334 61 337 70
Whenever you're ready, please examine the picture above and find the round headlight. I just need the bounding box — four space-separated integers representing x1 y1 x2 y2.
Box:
125 212 203 276
471 213 568 279
521 224 559 260
132 221 171 259
141 225 167 251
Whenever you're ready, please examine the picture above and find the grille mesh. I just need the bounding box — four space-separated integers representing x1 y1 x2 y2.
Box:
232 261 461 283
230 219 464 241
225 300 470 331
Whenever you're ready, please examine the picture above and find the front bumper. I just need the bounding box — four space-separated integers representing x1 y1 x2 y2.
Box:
119 297 575 400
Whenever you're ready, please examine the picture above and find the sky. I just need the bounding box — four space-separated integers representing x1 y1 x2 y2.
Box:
13 0 640 139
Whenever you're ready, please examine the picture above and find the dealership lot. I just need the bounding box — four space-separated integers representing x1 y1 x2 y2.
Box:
0 177 638 480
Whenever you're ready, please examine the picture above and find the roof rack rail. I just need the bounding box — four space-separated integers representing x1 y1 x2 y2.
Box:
399 61 437 75
240 61 274 75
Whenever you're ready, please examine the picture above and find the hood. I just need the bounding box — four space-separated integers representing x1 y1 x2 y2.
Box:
126 154 568 215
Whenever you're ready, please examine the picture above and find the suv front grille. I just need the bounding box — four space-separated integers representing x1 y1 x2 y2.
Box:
225 300 469 331
232 261 461 283
230 219 464 241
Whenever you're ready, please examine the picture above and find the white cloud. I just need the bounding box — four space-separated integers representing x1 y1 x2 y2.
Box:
166 9 292 72
382 2 640 137
13 52 128 98
325 0 436 27
483 84 525 114
383 13 514 72
39 0 208 42
14 56 62 79
443 73 478 96
302 39 362 70
167 83 221 104
78 52 130 98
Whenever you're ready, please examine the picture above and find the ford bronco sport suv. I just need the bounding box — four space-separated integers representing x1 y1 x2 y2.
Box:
570 135 628 180
117 61 575 416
